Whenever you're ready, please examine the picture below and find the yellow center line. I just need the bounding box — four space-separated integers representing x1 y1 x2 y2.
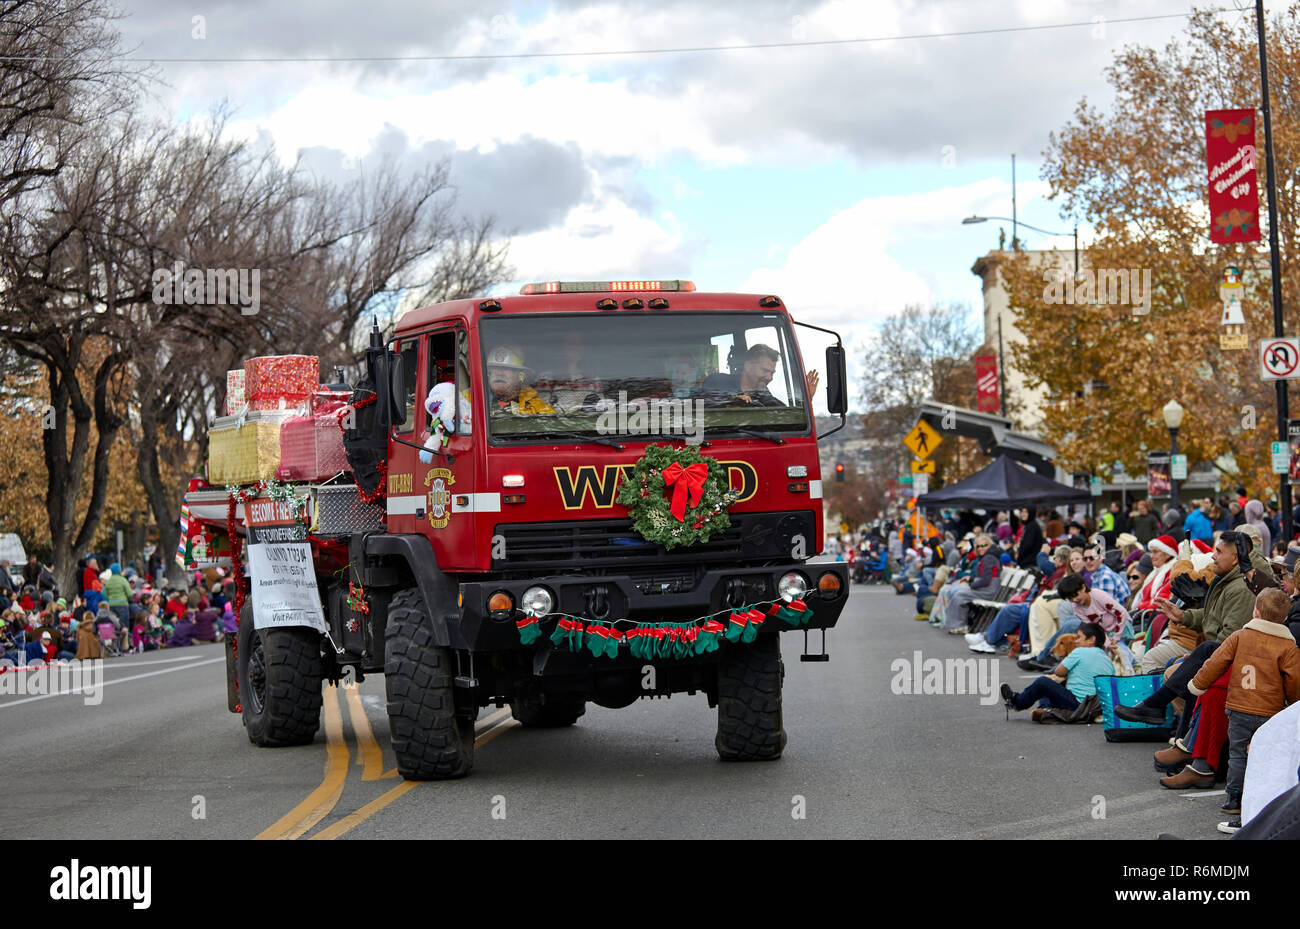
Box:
342 685 385 781
310 713 519 841
255 685 350 840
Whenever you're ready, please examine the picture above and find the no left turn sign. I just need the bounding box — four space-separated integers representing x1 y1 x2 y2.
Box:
1260 337 1300 380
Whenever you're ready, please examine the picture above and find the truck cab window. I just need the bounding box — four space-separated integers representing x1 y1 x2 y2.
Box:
456 329 473 436
396 338 418 433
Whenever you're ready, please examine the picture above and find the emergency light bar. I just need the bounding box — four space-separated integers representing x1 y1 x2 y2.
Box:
519 280 696 295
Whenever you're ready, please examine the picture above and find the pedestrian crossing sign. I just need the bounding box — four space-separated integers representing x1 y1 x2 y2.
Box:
903 420 942 460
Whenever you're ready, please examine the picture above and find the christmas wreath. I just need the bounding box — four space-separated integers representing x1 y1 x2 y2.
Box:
615 444 739 550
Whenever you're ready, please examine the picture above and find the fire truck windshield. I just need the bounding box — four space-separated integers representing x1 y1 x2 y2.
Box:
480 312 811 442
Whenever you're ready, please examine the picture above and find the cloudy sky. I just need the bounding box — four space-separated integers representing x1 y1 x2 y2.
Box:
116 0 1231 410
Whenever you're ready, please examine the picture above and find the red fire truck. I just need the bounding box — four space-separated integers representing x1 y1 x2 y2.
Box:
185 280 850 779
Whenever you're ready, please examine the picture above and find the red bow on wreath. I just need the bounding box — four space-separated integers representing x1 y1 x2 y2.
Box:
662 461 707 521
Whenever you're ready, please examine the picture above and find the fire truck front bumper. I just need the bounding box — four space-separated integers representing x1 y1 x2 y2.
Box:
458 562 849 651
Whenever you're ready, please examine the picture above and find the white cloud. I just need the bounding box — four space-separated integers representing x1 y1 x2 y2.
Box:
494 185 694 287
742 176 1054 412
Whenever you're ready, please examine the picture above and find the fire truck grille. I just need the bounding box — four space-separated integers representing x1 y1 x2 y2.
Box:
491 512 814 570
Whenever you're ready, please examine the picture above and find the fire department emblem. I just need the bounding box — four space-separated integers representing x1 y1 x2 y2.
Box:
424 467 455 528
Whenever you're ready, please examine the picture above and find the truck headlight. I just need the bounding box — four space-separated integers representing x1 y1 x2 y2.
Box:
778 572 808 602
521 586 554 618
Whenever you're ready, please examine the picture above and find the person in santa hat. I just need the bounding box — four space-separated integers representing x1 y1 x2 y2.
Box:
1134 535 1179 611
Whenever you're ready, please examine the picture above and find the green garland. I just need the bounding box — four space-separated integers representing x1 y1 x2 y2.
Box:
614 443 739 550
514 598 812 659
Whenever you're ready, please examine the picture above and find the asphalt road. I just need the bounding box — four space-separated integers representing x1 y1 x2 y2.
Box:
0 584 1233 840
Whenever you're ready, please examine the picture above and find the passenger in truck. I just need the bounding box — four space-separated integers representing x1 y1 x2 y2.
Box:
486 344 555 415
534 331 604 412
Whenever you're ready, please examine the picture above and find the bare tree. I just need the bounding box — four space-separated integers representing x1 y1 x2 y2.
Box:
0 0 137 208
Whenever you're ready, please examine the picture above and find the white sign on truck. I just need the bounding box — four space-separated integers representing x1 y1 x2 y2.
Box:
246 499 326 632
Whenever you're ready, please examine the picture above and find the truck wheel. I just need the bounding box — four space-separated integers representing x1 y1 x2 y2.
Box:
715 632 786 761
384 588 474 779
238 601 323 747
509 696 586 727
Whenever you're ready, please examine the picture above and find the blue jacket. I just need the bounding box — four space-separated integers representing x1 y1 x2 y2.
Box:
1183 509 1213 543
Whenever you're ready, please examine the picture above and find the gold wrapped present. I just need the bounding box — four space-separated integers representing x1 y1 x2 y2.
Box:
208 410 296 485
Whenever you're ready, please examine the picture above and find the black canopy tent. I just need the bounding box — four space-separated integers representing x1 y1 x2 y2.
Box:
915 455 1091 511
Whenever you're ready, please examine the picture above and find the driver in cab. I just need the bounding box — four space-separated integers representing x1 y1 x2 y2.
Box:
698 344 818 407
487 344 555 415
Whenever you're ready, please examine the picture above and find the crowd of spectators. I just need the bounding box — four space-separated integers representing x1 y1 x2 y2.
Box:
0 555 236 665
870 496 1300 838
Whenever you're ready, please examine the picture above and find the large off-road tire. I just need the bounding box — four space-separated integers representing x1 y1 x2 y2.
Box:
238 601 323 746
715 632 787 761
384 588 474 779
509 696 586 727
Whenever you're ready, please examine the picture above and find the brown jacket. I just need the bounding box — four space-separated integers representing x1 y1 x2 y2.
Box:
75 623 102 660
1188 618 1300 716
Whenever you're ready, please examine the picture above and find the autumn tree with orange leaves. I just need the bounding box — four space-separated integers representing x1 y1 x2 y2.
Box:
999 6 1299 502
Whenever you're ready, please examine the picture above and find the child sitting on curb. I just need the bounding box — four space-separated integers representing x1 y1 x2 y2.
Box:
1187 587 1300 833
1001 622 1112 712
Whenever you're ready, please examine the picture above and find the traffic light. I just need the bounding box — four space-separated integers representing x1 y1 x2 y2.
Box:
835 463 845 482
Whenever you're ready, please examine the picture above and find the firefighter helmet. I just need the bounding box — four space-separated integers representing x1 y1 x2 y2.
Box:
486 344 530 383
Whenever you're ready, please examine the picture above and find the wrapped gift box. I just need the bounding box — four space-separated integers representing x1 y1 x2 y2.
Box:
276 408 350 482
246 388 351 414
225 370 246 416
243 355 319 407
310 389 352 415
208 410 297 485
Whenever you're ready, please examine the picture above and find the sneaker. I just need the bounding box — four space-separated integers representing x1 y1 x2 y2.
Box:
964 632 984 645
1000 683 1020 711
1221 795 1242 815
1216 819 1241 835
946 626 970 635
968 640 997 654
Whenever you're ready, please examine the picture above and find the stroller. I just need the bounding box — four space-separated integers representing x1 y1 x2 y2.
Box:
96 620 123 657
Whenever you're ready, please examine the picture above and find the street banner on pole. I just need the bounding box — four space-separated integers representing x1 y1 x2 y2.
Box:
1147 453 1171 498
1288 419 1300 486
974 355 999 412
1206 108 1261 243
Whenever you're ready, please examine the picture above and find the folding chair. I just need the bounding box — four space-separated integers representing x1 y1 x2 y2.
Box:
969 568 1020 634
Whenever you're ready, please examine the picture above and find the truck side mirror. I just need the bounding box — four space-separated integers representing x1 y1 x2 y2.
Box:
824 345 847 415
388 352 407 425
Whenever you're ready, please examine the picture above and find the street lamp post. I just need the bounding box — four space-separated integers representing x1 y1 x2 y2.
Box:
1164 399 1185 511
961 216 1079 275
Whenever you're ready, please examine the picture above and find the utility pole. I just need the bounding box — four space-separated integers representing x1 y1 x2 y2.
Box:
1256 0 1292 541
997 314 1007 416
1011 153 1018 249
